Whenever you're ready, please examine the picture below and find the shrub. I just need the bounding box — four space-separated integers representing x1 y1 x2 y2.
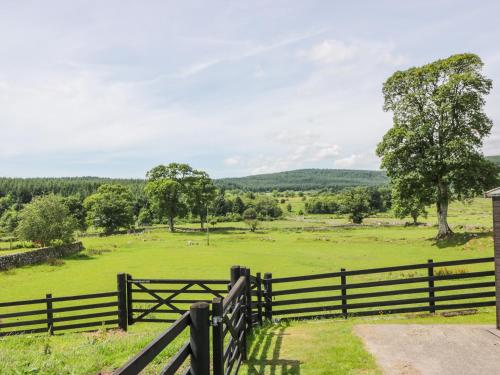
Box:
16 195 77 246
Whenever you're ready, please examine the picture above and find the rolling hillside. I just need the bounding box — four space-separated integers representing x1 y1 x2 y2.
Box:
216 169 388 192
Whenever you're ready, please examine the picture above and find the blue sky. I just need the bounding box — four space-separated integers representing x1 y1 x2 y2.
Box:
1 0 499 178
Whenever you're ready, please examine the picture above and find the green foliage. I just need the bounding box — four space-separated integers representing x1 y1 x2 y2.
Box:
0 194 15 217
84 184 134 235
62 195 87 231
286 203 292 212
145 178 185 232
242 207 257 220
232 196 245 215
16 194 76 246
0 208 20 235
377 53 499 238
338 187 372 224
216 169 388 192
0 177 145 203
391 182 427 224
253 196 283 219
145 163 217 231
305 195 341 214
242 207 259 231
185 171 216 229
136 207 155 226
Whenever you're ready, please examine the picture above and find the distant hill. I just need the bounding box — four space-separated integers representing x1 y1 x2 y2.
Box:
487 155 500 166
215 169 388 192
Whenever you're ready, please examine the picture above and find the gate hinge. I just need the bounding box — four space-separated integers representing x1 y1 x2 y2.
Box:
212 316 223 326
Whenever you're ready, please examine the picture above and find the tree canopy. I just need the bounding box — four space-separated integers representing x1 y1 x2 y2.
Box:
377 53 499 238
16 194 76 246
84 184 135 234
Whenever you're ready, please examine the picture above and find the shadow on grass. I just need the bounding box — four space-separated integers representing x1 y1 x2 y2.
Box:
431 231 492 249
245 323 301 375
65 253 94 261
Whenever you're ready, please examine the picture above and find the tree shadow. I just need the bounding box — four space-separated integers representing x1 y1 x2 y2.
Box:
431 231 492 249
244 323 301 375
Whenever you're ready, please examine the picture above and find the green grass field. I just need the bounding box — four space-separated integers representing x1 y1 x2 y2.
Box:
0 198 497 374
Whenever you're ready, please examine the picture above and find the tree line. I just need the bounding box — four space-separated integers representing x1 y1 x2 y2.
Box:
0 163 285 244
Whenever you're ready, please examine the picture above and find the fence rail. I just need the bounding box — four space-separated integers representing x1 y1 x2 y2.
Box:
265 257 495 321
1 256 497 375
0 290 121 336
126 276 229 325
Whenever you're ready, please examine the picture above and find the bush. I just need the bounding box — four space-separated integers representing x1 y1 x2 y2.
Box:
84 184 135 234
16 194 77 246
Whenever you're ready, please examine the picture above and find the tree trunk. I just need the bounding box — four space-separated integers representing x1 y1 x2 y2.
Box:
168 217 175 232
200 217 204 230
411 213 418 225
436 191 452 239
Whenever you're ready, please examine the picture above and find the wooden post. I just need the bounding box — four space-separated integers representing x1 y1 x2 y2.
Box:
256 272 263 325
46 293 54 336
190 302 210 375
126 274 134 326
211 297 224 375
242 267 251 361
340 268 347 318
428 259 436 313
230 265 241 289
493 195 500 329
117 273 128 331
264 272 273 321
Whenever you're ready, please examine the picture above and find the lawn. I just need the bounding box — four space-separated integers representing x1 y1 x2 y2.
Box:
0 198 496 374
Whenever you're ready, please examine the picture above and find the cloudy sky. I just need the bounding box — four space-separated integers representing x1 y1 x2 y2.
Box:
1 1 499 178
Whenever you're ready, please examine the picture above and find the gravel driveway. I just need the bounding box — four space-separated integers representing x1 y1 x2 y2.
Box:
354 324 500 375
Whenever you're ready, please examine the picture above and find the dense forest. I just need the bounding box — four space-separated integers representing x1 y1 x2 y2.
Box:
0 177 145 203
2 158 498 200
216 169 389 191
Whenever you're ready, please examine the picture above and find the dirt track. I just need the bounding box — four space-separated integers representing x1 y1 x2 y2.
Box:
354 324 500 375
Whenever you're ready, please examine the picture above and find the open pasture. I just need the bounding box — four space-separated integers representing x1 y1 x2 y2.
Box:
0 198 497 374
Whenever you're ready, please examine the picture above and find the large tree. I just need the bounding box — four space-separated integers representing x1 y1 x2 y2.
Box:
145 163 193 232
185 171 216 229
84 184 134 234
145 178 185 232
377 53 499 239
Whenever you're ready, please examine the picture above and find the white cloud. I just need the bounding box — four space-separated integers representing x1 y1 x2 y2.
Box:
304 40 357 64
224 156 241 166
334 152 380 169
301 39 406 67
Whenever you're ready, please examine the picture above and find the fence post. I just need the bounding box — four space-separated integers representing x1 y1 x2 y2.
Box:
190 302 210 375
117 273 128 331
126 273 134 325
256 272 263 325
428 259 435 313
212 297 224 375
242 267 251 361
264 272 273 321
230 265 241 288
340 268 347 318
46 293 54 336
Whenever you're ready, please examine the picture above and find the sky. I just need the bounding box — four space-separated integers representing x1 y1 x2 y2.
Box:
1 1 499 178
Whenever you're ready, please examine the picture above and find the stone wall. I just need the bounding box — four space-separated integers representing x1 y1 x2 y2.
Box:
0 242 83 271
